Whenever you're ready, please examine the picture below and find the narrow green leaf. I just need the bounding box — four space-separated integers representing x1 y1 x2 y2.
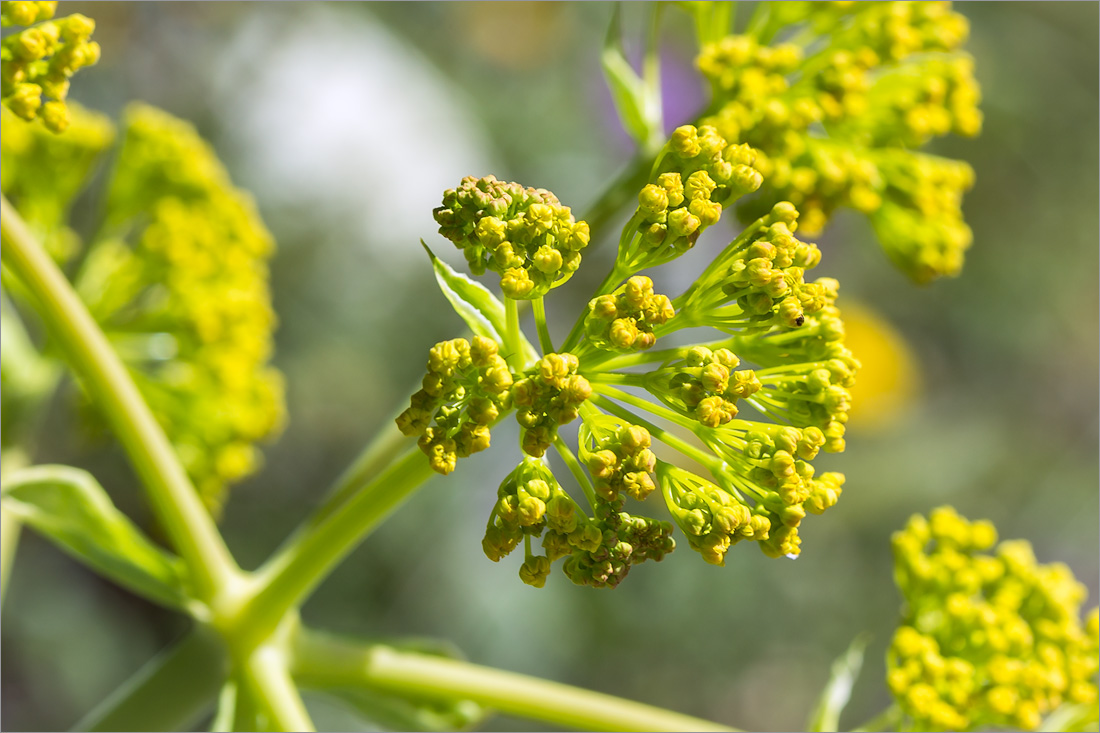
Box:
422 241 537 362
1042 702 1100 733
423 240 507 342
1 465 192 610
602 4 651 145
807 634 870 732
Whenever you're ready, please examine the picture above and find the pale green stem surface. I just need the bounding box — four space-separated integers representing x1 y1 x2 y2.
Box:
0 504 20 606
240 644 316 732
291 627 738 733
0 195 238 603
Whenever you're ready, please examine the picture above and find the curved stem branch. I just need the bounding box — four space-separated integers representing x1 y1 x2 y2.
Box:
0 195 237 603
234 446 434 650
291 627 738 733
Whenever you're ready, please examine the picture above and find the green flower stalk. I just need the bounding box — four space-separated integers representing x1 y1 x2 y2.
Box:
69 104 285 513
400 122 859 588
692 0 981 283
888 508 1100 731
0 1 100 133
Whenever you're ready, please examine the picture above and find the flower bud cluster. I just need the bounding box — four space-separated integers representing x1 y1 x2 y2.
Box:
560 503 674 589
678 203 831 335
888 508 1100 731
693 1 979 281
870 151 975 282
579 416 658 503
511 353 592 458
582 275 674 354
1 102 114 261
481 457 673 590
660 464 765 564
433 175 591 299
848 56 981 148
74 104 284 513
1 5 99 133
629 124 762 267
396 336 514 476
647 346 760 429
411 139 859 583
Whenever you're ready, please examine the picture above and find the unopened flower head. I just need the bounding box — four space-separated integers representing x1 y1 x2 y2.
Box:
888 508 1099 731
405 118 859 587
693 1 980 282
73 104 284 513
396 336 513 475
622 124 763 273
433 175 590 299
1 2 100 133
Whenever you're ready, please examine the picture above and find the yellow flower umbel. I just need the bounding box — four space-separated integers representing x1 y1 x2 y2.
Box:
73 104 285 513
888 508 1099 731
401 124 859 588
0 1 100 133
694 1 980 283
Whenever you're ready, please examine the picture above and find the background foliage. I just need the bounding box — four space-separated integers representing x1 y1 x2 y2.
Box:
2 2 1097 730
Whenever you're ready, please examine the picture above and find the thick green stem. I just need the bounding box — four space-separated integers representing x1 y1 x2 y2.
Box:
73 628 228 732
0 196 237 603
291 627 737 733
233 447 433 650
0 504 20 607
240 644 316 732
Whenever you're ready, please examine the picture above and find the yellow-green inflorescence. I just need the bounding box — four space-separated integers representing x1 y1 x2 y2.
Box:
66 104 286 513
398 123 861 588
434 176 591 299
889 508 1099 731
694 1 980 283
1 1 100 133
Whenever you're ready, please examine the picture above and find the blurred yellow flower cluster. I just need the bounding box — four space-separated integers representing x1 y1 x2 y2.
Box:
696 1 980 282
71 104 285 512
889 507 1099 730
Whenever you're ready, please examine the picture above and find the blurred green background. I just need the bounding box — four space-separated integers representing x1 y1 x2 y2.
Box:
2 2 1097 731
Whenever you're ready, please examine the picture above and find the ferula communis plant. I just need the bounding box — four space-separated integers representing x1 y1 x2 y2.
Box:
2 3 1095 733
